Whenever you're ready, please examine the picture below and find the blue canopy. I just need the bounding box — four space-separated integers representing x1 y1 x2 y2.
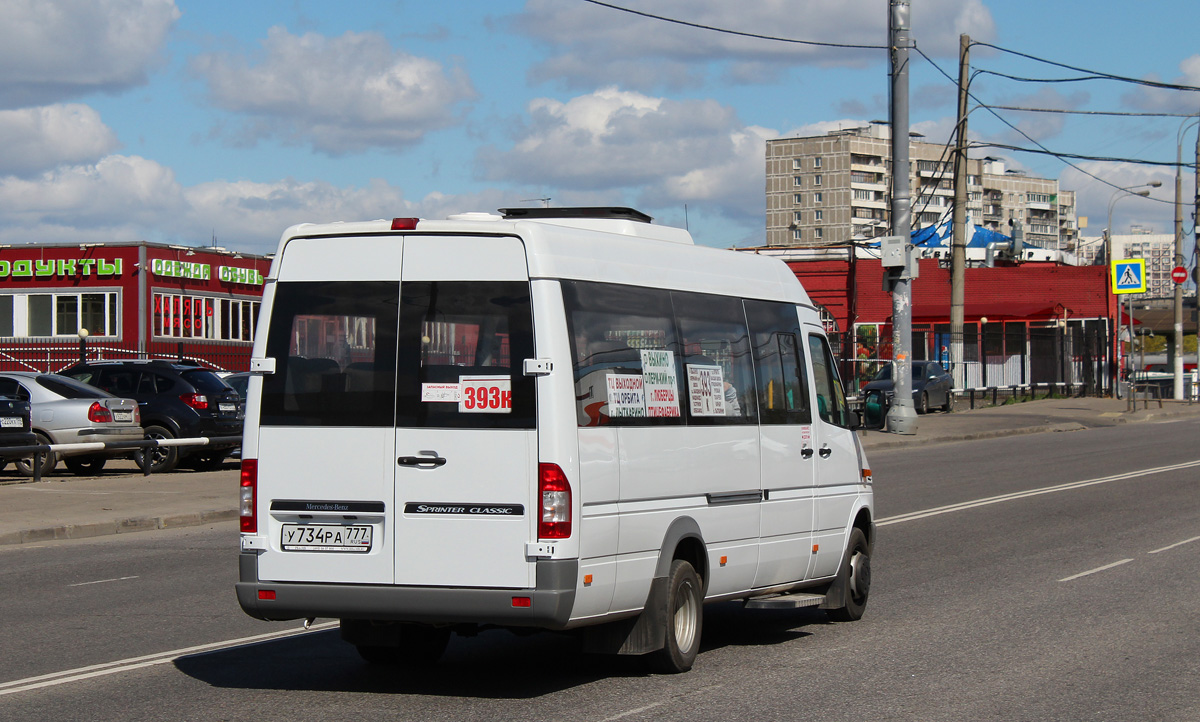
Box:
910 222 1012 248
864 221 1014 249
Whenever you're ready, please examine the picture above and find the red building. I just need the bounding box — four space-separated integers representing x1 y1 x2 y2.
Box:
0 242 272 373
777 254 1117 393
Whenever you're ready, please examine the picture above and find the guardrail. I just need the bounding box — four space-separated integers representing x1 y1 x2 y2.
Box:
960 382 1093 410
0 435 242 482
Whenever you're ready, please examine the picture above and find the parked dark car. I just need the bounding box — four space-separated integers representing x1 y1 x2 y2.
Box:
0 395 36 472
222 371 251 400
861 360 954 414
59 360 242 473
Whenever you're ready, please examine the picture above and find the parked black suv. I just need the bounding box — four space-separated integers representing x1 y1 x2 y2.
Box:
59 360 242 473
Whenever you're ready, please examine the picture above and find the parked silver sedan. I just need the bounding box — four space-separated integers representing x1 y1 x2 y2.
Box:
0 372 142 477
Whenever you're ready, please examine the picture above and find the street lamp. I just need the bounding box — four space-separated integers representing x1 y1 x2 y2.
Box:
1105 181 1161 399
1104 181 1162 264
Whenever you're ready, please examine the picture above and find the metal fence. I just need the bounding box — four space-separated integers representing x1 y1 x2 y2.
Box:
834 320 1112 397
0 340 253 374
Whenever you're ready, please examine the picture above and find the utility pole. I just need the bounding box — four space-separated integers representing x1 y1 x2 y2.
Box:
1195 125 1200 394
950 34 970 393
886 0 917 434
1174 128 1185 399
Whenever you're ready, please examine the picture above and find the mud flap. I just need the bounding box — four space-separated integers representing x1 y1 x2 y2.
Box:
581 576 669 655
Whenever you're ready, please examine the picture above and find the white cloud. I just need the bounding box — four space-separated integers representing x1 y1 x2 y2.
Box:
508 0 995 89
0 105 120 177
478 87 776 225
0 153 525 253
1061 162 1179 238
1123 54 1200 114
0 0 179 109
190 27 476 155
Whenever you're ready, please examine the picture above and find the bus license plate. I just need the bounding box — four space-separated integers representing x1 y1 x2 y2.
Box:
281 524 372 553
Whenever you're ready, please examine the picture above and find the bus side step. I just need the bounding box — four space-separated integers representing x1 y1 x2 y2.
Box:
743 591 825 610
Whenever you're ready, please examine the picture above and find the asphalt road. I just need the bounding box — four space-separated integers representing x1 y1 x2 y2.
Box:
0 417 1197 721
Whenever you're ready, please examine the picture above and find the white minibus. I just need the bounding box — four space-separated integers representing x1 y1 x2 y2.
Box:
236 207 874 672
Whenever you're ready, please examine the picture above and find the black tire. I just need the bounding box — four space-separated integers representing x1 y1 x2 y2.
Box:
15 432 56 478
64 454 107 476
827 527 871 622
649 559 703 673
352 624 451 667
142 424 179 474
915 391 929 414
187 450 229 472
942 389 954 413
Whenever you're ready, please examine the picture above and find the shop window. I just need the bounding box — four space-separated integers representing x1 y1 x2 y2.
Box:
155 292 259 342
0 296 11 336
7 292 118 338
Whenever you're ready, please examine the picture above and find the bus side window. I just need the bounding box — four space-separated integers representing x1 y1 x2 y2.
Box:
807 334 851 428
744 300 810 425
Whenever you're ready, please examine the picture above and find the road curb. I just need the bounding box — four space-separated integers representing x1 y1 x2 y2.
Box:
860 422 1089 451
0 508 237 546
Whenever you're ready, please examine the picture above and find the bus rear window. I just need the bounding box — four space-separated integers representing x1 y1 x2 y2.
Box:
259 281 398 427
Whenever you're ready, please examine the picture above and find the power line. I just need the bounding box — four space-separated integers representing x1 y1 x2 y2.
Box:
912 44 1167 197
970 142 1191 174
986 106 1197 118
971 41 1200 94
578 0 886 50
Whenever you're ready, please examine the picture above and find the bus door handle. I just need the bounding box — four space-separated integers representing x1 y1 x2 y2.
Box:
398 453 447 468
818 445 833 459
801 446 814 459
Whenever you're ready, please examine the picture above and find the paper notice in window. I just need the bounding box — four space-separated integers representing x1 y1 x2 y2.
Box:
687 364 726 416
606 374 646 417
640 349 680 417
421 383 460 403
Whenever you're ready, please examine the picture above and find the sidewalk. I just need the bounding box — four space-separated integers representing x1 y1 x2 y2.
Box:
1 397 1198 546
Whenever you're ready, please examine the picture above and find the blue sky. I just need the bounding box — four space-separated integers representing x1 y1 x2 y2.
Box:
1 0 1197 255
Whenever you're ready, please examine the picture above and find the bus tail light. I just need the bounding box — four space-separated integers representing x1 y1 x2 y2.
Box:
240 459 257 533
538 463 571 539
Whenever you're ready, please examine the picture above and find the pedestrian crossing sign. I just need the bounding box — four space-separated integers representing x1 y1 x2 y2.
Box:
1111 259 1146 294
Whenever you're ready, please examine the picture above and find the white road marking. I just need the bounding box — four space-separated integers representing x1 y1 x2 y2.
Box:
1058 559 1134 582
602 702 668 721
877 459 1200 527
0 622 338 697
68 576 138 587
6 459 1199 698
1148 535 1200 554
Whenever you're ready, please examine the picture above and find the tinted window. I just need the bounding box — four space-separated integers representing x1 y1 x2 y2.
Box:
260 281 399 427
563 281 683 427
95 369 140 396
37 375 109 399
395 280 536 430
808 334 852 428
181 369 231 393
745 300 810 425
673 292 755 425
0 378 27 400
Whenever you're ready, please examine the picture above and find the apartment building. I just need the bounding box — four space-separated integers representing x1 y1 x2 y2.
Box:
766 121 1078 249
1076 232 1181 299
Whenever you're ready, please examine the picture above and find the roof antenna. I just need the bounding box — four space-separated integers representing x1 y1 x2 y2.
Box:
684 204 689 231
521 198 551 208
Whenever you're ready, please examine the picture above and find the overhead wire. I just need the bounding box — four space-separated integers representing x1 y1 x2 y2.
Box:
578 0 886 50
